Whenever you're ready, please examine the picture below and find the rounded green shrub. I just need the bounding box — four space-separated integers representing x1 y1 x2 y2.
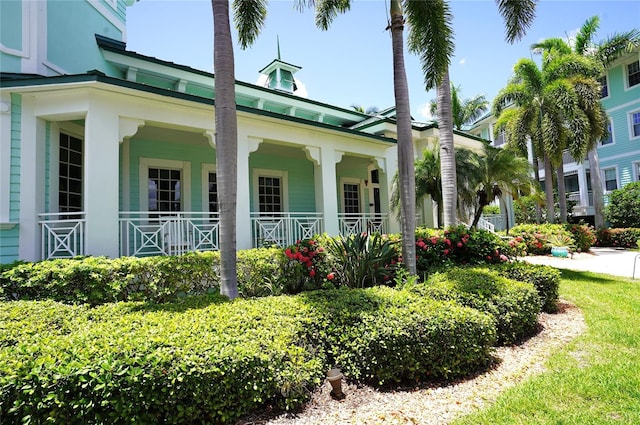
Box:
495 261 560 313
412 267 541 345
606 182 640 228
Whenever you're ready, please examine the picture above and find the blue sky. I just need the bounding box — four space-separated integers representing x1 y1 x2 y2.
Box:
126 0 640 121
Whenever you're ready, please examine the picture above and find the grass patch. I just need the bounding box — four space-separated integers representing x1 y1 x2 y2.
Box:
453 268 640 425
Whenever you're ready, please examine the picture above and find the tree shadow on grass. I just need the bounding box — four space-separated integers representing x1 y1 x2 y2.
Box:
559 268 629 285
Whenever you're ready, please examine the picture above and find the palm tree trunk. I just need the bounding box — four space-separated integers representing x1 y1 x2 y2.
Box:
212 0 238 299
389 0 416 274
544 154 555 223
532 155 542 223
588 147 605 228
438 70 457 228
557 162 568 223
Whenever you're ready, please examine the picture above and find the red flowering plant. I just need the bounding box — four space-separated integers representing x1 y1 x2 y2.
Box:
281 238 332 294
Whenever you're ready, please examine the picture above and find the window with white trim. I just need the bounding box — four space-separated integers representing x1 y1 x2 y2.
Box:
628 60 640 88
635 162 640 182
148 168 181 213
253 169 288 214
140 158 191 214
600 120 613 146
59 133 83 213
598 75 608 98
603 168 618 192
343 182 361 214
631 111 640 138
207 172 218 213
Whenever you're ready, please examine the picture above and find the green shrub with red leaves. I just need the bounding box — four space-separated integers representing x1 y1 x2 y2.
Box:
595 228 640 248
281 238 333 293
566 223 596 252
509 224 574 255
414 225 511 276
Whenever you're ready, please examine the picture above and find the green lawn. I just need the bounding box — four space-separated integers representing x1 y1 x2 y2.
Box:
453 269 640 425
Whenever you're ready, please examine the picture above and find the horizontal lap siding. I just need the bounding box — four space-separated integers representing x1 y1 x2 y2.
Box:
1 95 22 264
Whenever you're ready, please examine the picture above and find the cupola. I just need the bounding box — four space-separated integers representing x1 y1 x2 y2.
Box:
258 38 301 94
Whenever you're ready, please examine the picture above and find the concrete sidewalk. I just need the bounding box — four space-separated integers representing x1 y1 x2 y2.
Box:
522 247 640 279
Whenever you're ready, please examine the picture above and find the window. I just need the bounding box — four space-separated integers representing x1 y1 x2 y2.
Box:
148 168 181 213
564 174 579 193
603 168 618 192
600 120 613 146
59 133 83 213
628 60 640 88
598 75 609 98
631 111 640 138
635 162 640 182
343 183 361 214
207 172 218 213
258 176 282 213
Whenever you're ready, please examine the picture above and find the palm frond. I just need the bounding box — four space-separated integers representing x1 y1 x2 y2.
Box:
233 0 268 49
496 0 537 43
594 29 640 65
574 15 600 55
312 0 351 30
406 0 454 90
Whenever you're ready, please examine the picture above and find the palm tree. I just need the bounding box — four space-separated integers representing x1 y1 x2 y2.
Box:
531 16 640 228
468 145 536 231
428 84 489 130
493 54 598 224
212 0 267 299
406 0 537 228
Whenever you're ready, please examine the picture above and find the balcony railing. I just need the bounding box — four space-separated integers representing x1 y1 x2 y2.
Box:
119 211 220 257
39 212 86 260
338 213 389 237
251 212 324 248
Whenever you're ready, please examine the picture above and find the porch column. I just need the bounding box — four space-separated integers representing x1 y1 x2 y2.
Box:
314 146 340 236
577 165 590 206
84 100 120 257
18 96 47 261
384 149 400 233
237 134 262 249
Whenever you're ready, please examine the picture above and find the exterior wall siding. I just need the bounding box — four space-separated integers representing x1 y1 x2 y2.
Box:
0 0 23 73
47 0 123 75
0 94 23 264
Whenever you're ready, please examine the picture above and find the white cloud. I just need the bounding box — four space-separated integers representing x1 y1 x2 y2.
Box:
418 102 435 122
255 74 268 87
459 57 467 65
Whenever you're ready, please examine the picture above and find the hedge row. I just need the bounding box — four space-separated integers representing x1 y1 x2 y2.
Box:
595 228 640 248
0 286 498 423
496 261 561 313
407 267 541 345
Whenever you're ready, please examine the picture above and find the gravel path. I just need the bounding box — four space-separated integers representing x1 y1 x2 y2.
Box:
239 300 585 425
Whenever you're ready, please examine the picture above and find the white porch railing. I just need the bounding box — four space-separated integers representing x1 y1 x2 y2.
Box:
39 212 86 260
338 213 389 237
119 212 220 257
251 212 324 248
476 216 496 232
481 214 506 231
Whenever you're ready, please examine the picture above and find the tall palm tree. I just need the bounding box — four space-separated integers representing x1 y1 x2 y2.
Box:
407 0 537 228
531 16 640 228
212 0 267 299
493 54 598 223
428 84 489 130
468 145 536 230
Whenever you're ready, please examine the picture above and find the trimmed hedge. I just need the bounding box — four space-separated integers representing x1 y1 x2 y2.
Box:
595 228 640 248
0 296 325 424
0 249 287 304
495 261 560 313
1 287 499 422
301 287 496 385
409 267 541 345
509 223 575 256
